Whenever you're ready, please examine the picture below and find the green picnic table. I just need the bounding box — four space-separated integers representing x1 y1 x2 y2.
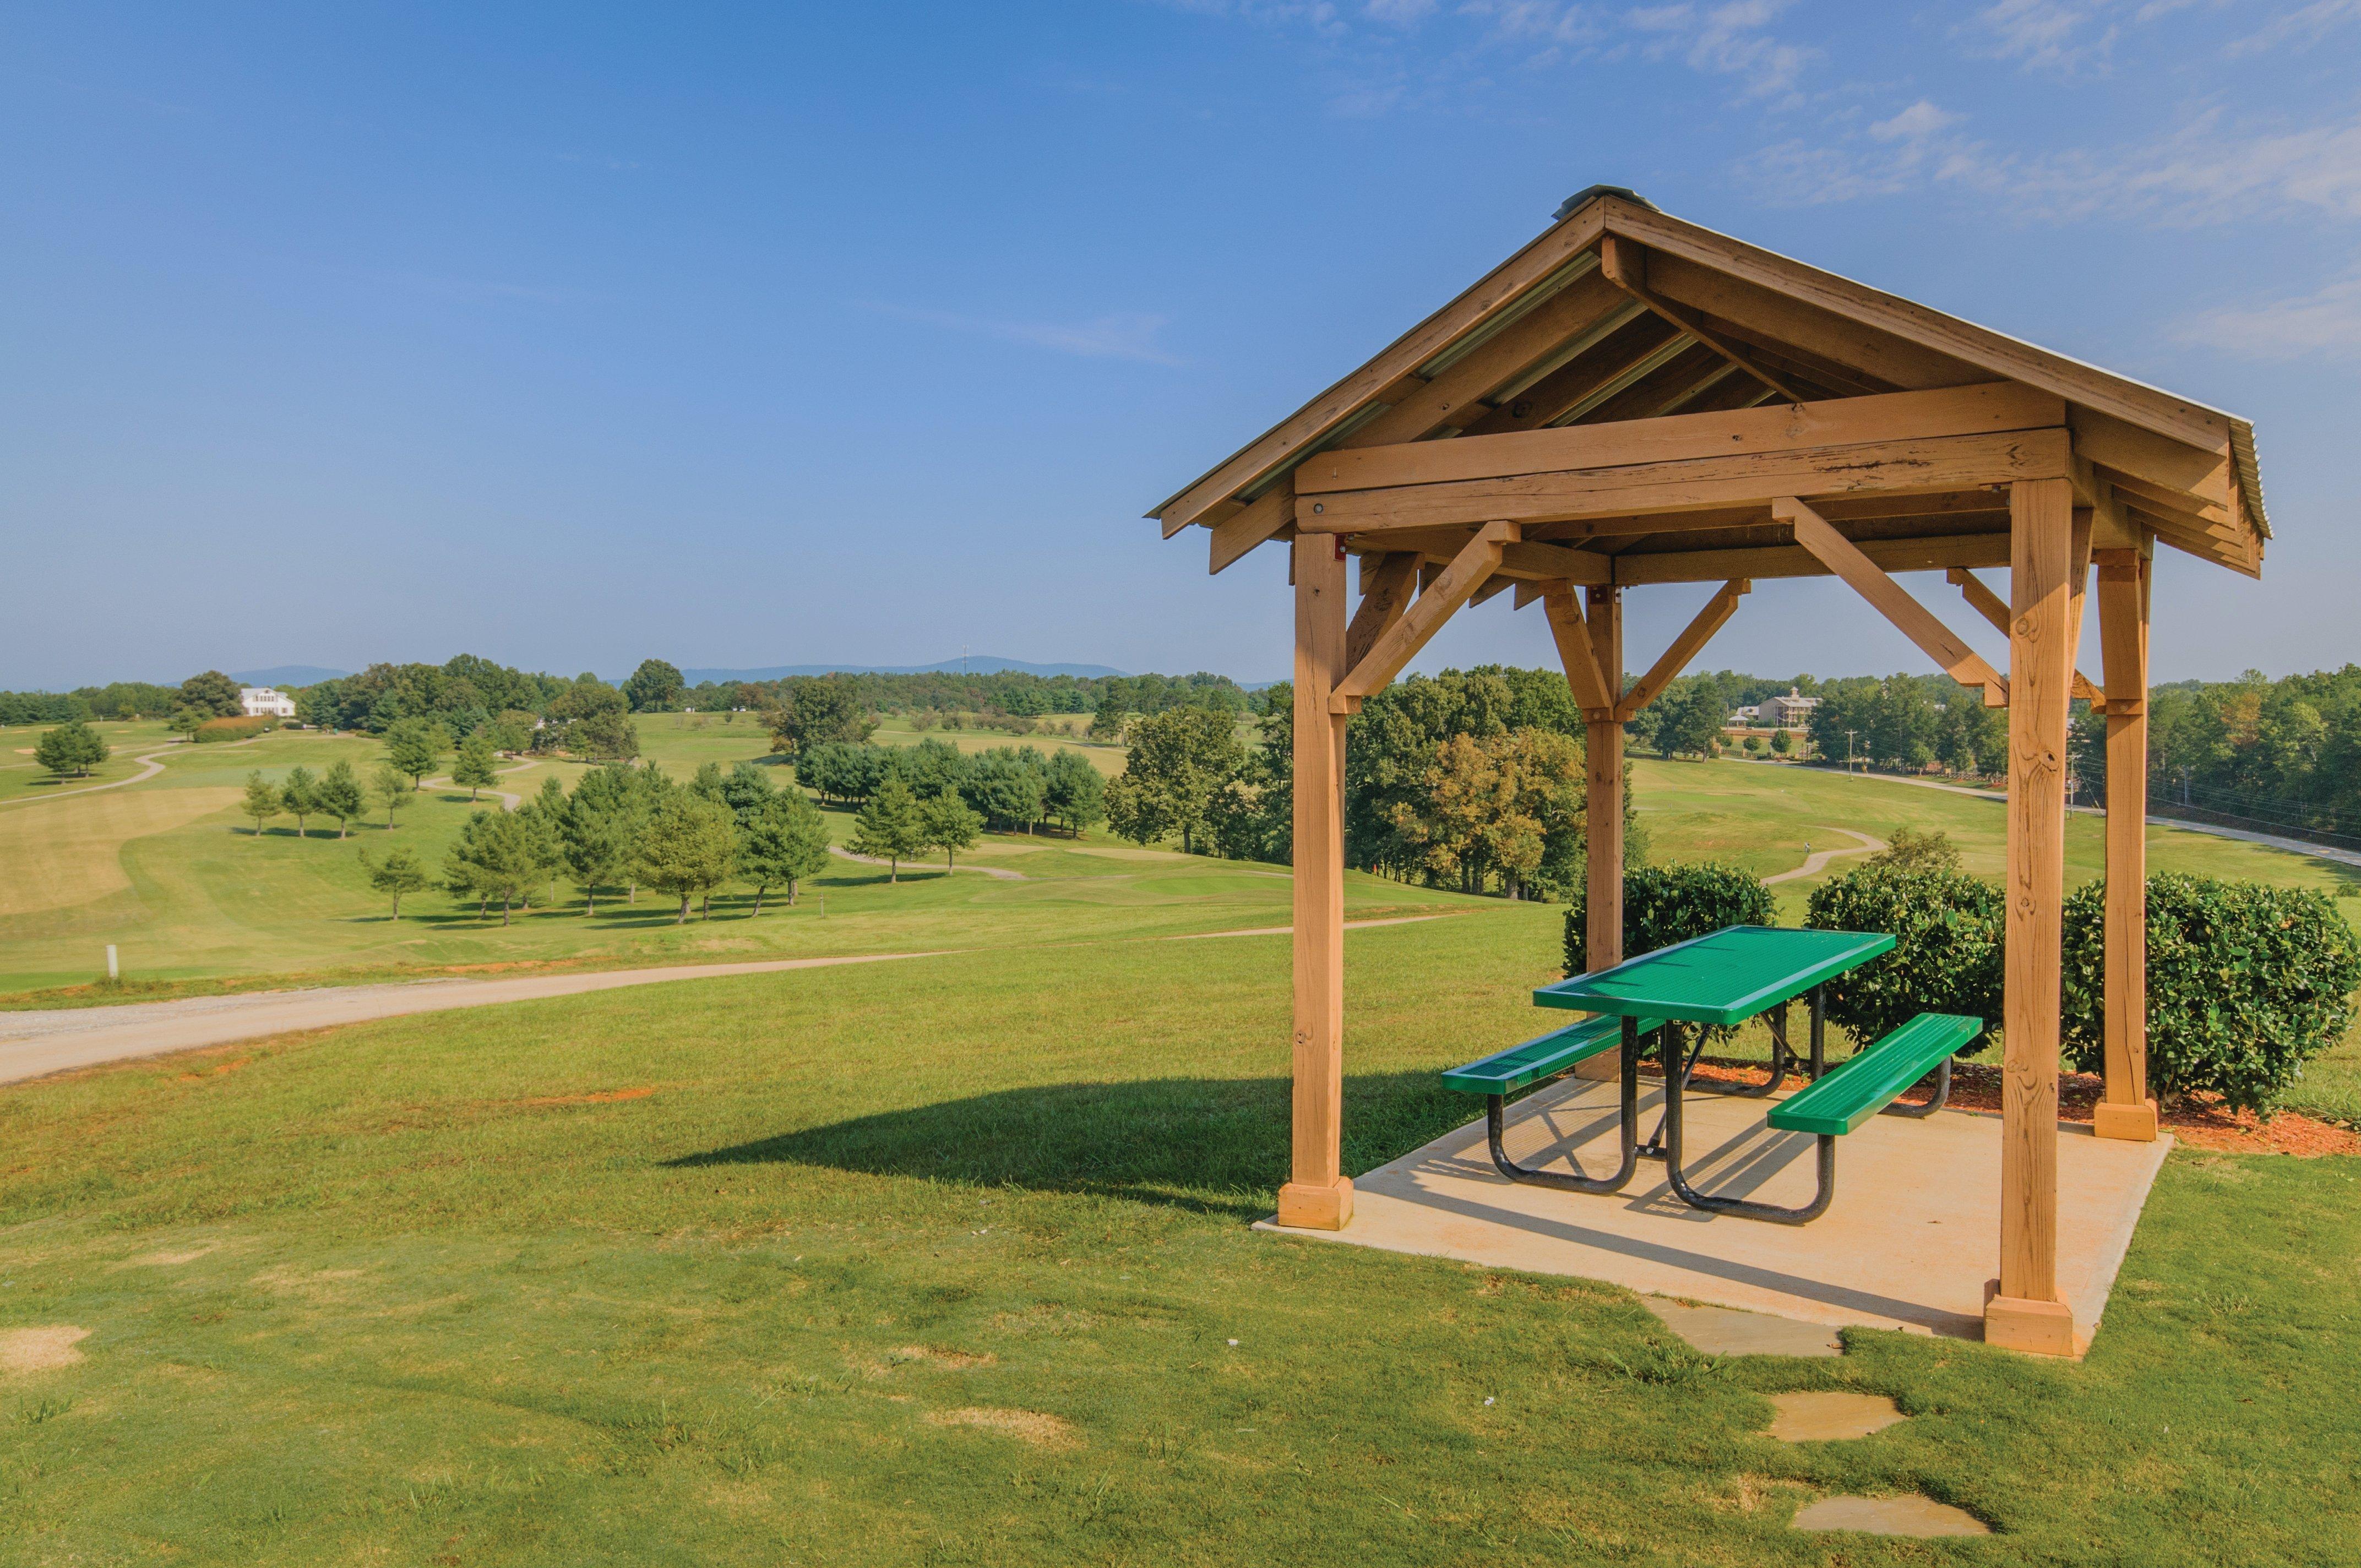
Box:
1443 925 1976 1223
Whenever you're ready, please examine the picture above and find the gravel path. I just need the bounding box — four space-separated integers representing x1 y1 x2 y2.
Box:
1762 826 1886 885
828 844 1025 880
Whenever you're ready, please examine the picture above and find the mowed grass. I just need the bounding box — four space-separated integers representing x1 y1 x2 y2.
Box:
2 913 2356 1565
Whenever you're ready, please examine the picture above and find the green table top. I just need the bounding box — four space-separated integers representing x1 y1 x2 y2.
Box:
1534 925 1894 1027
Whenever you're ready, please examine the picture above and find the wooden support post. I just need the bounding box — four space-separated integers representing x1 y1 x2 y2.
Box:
1988 476 2077 1356
1584 585 1625 975
1278 533 1352 1230
2095 545 2157 1142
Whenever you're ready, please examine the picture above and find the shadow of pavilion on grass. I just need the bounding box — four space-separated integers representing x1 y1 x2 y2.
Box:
666 1069 1477 1221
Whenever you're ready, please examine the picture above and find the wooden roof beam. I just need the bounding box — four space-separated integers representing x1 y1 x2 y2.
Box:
1617 579 1750 722
1331 522 1515 713
1301 427 2070 536
1600 234 1808 404
1613 531 2009 585
1778 497 2006 705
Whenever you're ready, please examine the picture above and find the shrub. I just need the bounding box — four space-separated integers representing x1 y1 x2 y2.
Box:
1864 827 1961 873
1804 865 2003 1050
193 715 274 743
1564 862 1775 974
2062 874 2361 1114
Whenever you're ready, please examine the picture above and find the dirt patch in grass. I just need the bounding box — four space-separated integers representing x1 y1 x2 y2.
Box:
895 1345 995 1369
513 1087 655 1108
0 1326 90 1374
1685 1057 2361 1157
926 1406 1076 1448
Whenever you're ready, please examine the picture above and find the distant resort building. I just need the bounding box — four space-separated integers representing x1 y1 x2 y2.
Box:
1757 689 1818 729
240 685 298 718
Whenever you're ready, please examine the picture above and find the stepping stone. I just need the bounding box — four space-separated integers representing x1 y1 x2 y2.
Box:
1766 1391 1906 1441
1645 1300 1841 1357
1792 1495 1989 1537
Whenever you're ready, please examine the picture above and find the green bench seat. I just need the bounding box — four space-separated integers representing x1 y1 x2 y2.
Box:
1767 1012 1978 1136
1442 1015 1629 1097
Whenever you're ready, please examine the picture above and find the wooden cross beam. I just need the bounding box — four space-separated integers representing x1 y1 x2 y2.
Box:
1776 496 2008 706
1615 579 1750 723
1331 522 1516 713
1598 234 1810 404
1946 568 2108 709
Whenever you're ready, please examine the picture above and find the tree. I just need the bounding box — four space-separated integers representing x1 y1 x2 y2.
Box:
1103 706 1243 854
849 775 927 881
1866 827 1962 873
1090 682 1130 741
1384 728 1583 899
520 776 570 906
634 793 738 922
34 720 107 778
961 747 1048 833
241 770 279 836
574 708 640 761
452 732 499 800
764 678 877 756
384 717 448 791
280 765 319 837
365 846 431 919
1651 678 1725 760
178 670 243 718
737 788 832 913
315 759 365 837
717 759 779 827
921 791 983 869
1042 749 1106 836
443 808 542 924
484 710 537 756
566 761 651 913
623 658 687 713
1770 727 1792 756
372 763 411 829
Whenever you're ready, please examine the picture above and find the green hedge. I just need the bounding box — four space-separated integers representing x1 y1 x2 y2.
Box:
1804 866 2003 1050
1563 862 1775 974
2063 874 2361 1114
193 715 275 743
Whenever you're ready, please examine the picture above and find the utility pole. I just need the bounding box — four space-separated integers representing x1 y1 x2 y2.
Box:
1846 729 1857 774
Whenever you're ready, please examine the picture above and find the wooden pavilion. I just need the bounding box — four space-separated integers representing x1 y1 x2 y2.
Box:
1150 188 2268 1356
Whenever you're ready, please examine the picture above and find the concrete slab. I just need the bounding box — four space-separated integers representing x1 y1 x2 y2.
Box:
1766 1391 1906 1441
1644 1300 1841 1357
1792 1495 1989 1536
1255 1073 2172 1344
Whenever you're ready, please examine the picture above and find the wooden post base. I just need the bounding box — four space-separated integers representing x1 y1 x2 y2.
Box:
1276 1177 1356 1231
2093 1098 2159 1142
1983 1281 2078 1357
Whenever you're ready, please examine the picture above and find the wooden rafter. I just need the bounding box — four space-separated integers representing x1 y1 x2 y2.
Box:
1344 552 1419 670
1947 567 2107 707
1615 579 1749 722
1617 531 2009 586
1778 497 2008 705
1599 234 1809 404
1330 522 1515 713
1542 586 1615 715
1459 315 1684 437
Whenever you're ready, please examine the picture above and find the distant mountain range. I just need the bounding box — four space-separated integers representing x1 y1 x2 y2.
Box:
670 657 1130 683
229 666 351 687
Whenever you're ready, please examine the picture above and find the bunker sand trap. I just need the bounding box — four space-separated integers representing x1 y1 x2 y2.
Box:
0 1326 91 1374
0 787 239 917
1261 1072 2173 1346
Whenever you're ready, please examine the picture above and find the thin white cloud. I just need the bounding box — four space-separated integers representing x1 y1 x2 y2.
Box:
2178 272 2361 357
2227 0 2361 55
1624 1 1817 97
872 304 1185 366
1959 0 2123 72
1744 108 2361 225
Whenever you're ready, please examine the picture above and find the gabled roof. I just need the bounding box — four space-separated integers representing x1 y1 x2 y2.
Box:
1152 189 2266 579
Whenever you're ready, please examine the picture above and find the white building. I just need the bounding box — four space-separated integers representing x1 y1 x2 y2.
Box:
1759 688 1819 728
240 686 298 719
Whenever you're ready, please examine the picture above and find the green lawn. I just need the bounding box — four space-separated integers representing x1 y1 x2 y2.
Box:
3 912 2354 1564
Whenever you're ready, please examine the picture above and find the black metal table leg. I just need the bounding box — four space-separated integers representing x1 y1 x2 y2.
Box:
1484 1015 1642 1194
1658 1022 1836 1224
1684 998 1788 1100
1879 1056 1954 1119
1809 984 1827 1079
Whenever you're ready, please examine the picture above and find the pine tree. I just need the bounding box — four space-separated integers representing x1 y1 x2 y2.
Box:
520 776 570 906
34 720 108 778
634 794 737 922
365 846 431 919
443 809 541 925
737 788 832 914
280 765 319 838
850 775 927 881
372 763 411 829
383 717 448 790
920 791 982 869
315 759 365 837
452 732 499 800
241 770 279 837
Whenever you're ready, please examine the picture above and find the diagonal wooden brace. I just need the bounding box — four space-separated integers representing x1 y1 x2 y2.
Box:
1615 578 1749 723
1346 553 1420 670
1777 496 2009 707
1331 522 1515 713
1542 584 1616 717
1946 568 2107 710
1600 235 1808 404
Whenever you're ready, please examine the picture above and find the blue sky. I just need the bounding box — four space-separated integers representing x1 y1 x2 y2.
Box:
4 1 2356 689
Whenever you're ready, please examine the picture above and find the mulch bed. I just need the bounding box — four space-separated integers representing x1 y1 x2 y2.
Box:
1663 1057 2361 1158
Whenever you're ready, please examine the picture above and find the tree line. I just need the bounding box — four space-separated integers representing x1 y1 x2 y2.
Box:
784 738 1106 838
1803 673 2013 778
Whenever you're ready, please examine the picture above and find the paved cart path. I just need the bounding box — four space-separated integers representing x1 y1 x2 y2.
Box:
0 747 175 809
829 844 1025 880
1763 826 1886 885
0 952 944 1086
